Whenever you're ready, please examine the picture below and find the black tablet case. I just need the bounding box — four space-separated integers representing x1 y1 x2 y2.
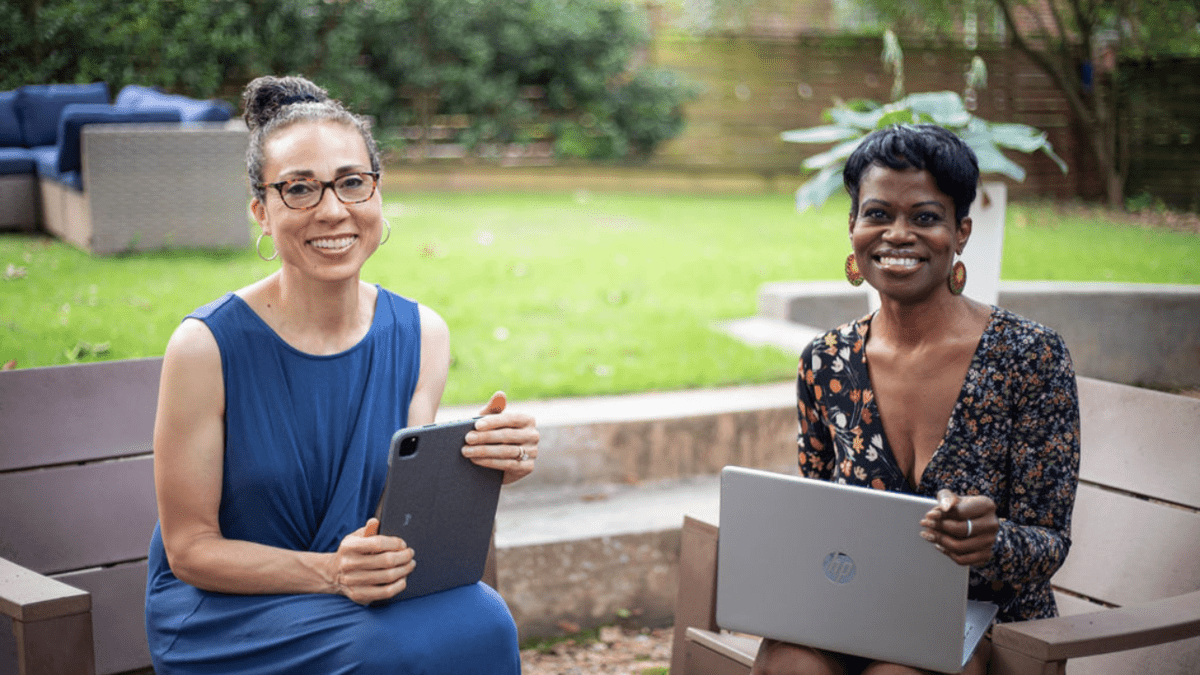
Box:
374 418 503 602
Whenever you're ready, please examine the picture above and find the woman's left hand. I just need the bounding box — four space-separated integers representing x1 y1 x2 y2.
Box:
462 391 538 484
920 489 998 566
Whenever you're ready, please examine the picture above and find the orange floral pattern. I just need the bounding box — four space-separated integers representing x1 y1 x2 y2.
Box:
796 308 1080 623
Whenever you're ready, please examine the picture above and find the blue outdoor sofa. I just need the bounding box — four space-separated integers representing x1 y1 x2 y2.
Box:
0 82 250 254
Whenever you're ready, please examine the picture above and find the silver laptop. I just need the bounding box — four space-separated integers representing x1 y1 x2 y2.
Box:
717 466 997 673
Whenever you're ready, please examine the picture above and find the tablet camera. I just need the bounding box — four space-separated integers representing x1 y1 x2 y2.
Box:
398 435 420 458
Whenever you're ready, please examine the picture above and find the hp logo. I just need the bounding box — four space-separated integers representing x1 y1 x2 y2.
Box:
823 552 856 584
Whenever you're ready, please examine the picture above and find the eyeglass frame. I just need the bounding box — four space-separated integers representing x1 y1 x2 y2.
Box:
255 171 381 211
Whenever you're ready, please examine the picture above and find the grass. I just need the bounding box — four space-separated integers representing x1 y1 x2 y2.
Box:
2 190 1198 406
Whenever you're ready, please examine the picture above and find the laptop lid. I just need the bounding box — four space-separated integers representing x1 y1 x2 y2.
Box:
716 466 996 673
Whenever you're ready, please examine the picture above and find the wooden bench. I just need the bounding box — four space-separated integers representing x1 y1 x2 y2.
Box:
670 376 1200 675
0 358 498 675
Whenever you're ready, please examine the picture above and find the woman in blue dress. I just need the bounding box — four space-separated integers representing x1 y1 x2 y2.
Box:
145 75 538 674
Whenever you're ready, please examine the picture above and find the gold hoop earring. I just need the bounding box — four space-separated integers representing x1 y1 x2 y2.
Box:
256 232 278 261
380 218 391 245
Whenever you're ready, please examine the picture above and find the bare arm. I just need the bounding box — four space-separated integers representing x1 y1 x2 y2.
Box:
154 319 412 604
406 303 451 426
407 303 538 483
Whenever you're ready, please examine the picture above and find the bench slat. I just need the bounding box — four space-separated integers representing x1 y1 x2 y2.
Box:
0 358 161 472
1053 483 1200 607
1077 377 1200 510
60 562 151 675
0 457 157 575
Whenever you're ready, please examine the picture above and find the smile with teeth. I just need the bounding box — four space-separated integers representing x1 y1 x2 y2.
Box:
875 255 923 268
308 235 357 251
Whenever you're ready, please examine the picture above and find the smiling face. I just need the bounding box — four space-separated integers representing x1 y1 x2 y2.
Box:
251 120 383 283
849 165 971 304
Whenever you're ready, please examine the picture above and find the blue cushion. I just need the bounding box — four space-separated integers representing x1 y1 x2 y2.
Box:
116 84 232 122
30 145 83 190
0 90 23 147
15 82 110 147
0 147 35 174
55 103 181 173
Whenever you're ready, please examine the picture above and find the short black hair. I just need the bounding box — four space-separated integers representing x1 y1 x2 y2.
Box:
843 124 979 224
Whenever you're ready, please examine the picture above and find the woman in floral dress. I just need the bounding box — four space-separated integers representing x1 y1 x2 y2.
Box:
753 125 1080 675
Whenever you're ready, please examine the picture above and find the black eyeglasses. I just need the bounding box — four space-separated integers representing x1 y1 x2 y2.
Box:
257 172 380 210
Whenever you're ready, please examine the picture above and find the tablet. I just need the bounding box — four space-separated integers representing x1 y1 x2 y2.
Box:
373 417 504 602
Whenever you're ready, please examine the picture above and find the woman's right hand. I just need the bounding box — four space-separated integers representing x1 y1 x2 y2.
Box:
330 518 415 605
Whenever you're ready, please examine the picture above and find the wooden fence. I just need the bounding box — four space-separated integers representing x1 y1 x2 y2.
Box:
642 33 1101 201
393 28 1197 208
1123 58 1200 211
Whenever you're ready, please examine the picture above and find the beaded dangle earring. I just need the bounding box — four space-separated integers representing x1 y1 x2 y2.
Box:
948 257 967 295
845 253 864 286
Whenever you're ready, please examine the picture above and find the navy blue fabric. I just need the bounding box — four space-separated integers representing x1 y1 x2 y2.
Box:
116 84 233 122
30 145 81 189
0 147 35 174
14 82 110 147
0 90 23 147
145 288 520 675
55 103 180 173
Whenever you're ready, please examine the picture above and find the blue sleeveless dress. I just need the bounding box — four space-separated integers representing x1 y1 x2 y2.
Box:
145 288 520 675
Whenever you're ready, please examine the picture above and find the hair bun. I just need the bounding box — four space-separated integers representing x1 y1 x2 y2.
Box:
241 76 329 132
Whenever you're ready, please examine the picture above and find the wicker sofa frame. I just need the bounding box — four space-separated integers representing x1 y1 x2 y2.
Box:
0 174 38 231
39 122 250 254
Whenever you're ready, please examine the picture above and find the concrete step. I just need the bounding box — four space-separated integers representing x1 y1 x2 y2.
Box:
745 279 1200 387
713 316 823 356
434 382 797 638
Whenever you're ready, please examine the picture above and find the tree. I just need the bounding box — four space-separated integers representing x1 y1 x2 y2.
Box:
358 0 698 160
860 0 1200 209
1 0 697 162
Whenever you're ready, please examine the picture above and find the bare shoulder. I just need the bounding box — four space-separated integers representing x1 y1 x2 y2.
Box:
417 303 449 347
165 318 220 368
160 318 223 412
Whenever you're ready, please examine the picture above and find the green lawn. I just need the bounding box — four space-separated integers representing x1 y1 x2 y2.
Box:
2 191 1197 406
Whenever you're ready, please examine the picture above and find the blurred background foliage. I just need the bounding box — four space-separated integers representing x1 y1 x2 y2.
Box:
0 0 699 161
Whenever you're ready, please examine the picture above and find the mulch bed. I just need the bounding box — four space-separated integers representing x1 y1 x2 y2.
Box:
520 625 674 675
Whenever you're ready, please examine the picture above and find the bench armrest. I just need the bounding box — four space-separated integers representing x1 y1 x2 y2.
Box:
991 589 1200 663
1 557 97 675
0 556 91 622
685 626 759 667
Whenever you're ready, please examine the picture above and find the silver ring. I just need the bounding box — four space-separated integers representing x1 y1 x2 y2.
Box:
517 447 529 462
966 519 974 537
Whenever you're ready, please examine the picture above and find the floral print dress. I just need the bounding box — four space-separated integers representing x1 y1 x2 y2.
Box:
796 307 1080 623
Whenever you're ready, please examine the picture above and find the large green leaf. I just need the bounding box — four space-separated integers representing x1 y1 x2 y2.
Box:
1038 141 1069 174
830 107 884 130
988 123 1050 152
971 143 1027 181
780 125 861 144
795 165 847 212
801 137 865 170
876 108 927 128
900 91 971 127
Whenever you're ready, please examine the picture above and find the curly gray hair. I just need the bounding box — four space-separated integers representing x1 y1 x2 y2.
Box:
241 75 381 202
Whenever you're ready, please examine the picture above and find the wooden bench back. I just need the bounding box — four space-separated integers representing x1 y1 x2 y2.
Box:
1 357 503 675
1045 377 1200 673
1053 378 1200 603
0 358 162 675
